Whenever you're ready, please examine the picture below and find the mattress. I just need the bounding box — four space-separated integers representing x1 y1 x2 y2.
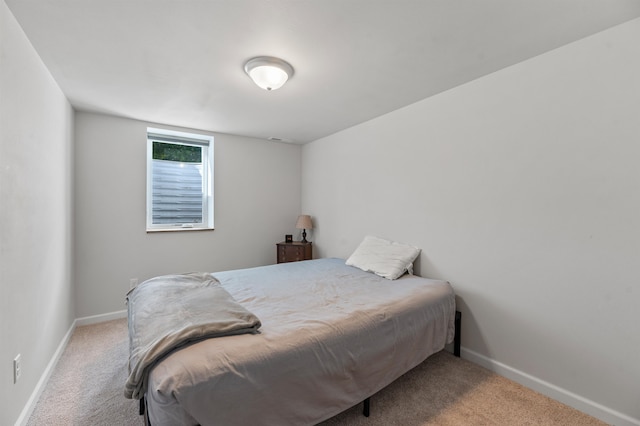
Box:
143 258 455 425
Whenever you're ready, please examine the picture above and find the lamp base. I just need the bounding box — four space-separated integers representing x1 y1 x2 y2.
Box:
301 229 308 243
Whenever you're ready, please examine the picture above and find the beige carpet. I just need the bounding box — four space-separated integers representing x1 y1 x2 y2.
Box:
27 318 607 426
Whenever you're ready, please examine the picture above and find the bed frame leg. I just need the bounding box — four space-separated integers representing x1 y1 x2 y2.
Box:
454 310 461 357
140 396 151 426
363 397 370 417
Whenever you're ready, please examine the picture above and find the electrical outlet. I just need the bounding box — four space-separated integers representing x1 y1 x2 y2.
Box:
129 278 139 289
13 354 21 384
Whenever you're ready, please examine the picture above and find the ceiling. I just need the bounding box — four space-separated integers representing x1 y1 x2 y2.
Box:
6 0 640 144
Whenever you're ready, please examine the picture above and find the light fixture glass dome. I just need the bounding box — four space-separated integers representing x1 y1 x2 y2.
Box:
244 56 294 91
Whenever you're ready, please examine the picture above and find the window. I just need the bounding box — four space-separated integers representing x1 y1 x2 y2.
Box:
146 128 214 231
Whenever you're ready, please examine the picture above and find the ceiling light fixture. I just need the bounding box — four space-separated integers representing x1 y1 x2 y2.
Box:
244 56 294 91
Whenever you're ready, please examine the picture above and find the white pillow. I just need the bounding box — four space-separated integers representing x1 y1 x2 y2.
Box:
345 235 421 280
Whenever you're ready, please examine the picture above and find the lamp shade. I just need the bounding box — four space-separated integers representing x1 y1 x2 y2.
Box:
244 56 294 91
296 215 313 230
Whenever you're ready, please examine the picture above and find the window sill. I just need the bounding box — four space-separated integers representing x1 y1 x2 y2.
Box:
146 227 215 233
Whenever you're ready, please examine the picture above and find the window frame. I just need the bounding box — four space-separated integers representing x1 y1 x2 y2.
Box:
146 127 214 232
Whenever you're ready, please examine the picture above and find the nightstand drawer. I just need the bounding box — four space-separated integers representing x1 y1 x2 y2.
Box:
276 242 312 263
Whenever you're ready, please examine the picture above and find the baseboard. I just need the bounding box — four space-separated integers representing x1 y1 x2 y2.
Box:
461 347 640 426
75 309 127 326
13 319 77 426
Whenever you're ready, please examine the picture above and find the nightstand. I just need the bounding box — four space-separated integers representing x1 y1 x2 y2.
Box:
277 241 312 263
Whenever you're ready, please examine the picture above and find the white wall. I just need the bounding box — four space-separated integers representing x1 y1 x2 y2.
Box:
0 2 75 425
302 18 640 425
74 112 302 317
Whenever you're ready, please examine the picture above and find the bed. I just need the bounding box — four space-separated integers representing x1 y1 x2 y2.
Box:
126 256 458 426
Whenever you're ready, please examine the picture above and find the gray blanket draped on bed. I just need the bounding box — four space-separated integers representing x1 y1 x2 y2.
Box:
125 272 262 400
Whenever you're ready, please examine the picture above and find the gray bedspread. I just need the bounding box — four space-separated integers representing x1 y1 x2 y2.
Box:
125 272 261 400
141 258 455 426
